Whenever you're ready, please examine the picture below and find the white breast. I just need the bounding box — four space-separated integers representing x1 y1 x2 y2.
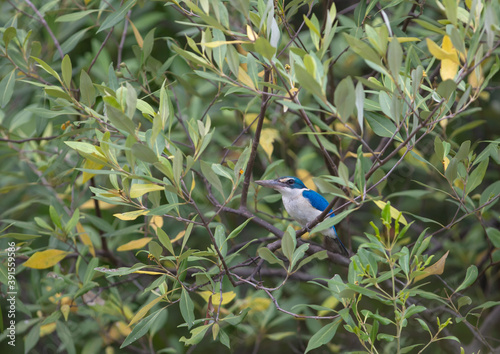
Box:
280 188 322 227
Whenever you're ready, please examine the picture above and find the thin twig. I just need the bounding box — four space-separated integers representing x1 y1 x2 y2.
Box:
116 10 131 69
240 67 272 209
24 0 64 59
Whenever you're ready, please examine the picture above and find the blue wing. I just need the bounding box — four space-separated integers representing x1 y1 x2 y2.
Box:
302 189 338 236
302 190 334 216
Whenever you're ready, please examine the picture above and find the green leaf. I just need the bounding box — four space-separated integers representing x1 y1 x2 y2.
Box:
49 205 63 229
173 148 183 185
24 322 41 354
61 55 72 89
130 183 164 198
131 143 158 164
80 70 95 107
156 227 175 256
0 233 41 240
227 217 253 240
486 228 500 248
98 0 137 33
403 305 426 319
471 300 500 312
282 225 296 263
455 140 471 162
388 38 403 76
31 56 61 81
437 79 457 101
56 28 90 60
296 250 327 270
106 104 136 136
56 321 76 354
258 247 285 268
455 265 478 293
290 243 310 270
443 0 458 26
180 287 195 329
295 64 325 100
355 82 364 133
343 34 380 65
142 28 155 62
416 318 431 333
334 76 355 122
445 157 458 182
83 257 99 285
212 164 233 181
200 160 225 198
305 320 340 353
172 45 211 68
56 10 100 22
311 208 357 235
466 159 488 195
179 324 211 346
121 308 164 348
0 69 16 108
149 241 163 260
3 27 17 49
254 37 275 60
457 296 472 310
365 112 403 142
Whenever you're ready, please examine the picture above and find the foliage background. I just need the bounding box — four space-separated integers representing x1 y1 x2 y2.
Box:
1 0 500 353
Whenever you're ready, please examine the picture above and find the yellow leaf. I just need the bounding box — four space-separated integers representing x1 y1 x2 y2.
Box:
129 183 164 198
318 295 339 316
468 64 484 88
244 113 259 131
198 291 236 305
414 251 449 282
133 270 167 275
244 297 271 312
117 237 152 251
283 87 299 112
443 156 450 171
246 25 258 41
202 40 247 48
129 295 164 326
24 249 70 269
441 35 455 53
80 199 116 210
128 19 143 48
82 159 105 184
296 169 317 191
398 146 429 171
238 66 256 90
40 323 57 337
150 215 163 231
114 209 149 221
115 321 132 336
171 230 185 243
373 200 408 225
61 304 70 321
77 222 95 257
426 38 459 64
260 128 279 159
440 58 459 80
391 37 421 43
345 151 381 158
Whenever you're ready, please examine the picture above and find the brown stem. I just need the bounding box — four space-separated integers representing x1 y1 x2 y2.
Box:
24 0 64 59
240 67 272 209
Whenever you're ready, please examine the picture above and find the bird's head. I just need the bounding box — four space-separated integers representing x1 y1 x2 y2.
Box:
255 176 307 191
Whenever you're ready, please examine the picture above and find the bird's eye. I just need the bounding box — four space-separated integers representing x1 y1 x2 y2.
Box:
287 179 294 185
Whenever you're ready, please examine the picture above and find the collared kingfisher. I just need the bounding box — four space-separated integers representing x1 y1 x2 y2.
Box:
255 176 349 256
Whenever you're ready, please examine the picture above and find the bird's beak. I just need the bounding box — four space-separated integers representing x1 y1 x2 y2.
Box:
255 179 280 189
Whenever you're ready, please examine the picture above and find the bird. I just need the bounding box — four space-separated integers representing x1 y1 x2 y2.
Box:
255 176 349 257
